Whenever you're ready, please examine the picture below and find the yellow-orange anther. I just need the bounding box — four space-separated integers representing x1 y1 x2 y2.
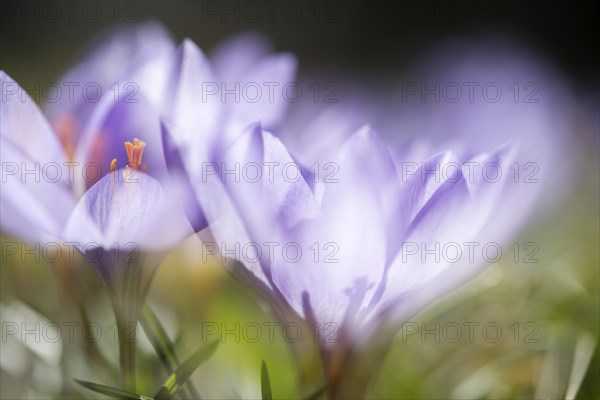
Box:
108 138 147 178
124 138 146 170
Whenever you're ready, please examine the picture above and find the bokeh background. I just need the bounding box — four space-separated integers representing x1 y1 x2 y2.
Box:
1 0 598 399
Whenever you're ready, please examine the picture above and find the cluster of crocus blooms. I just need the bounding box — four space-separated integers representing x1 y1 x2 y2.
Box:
1 22 570 398
1 22 295 393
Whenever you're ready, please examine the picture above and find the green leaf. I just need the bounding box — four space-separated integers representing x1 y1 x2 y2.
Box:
261 361 273 400
154 340 220 400
74 379 152 400
140 304 178 370
140 304 200 399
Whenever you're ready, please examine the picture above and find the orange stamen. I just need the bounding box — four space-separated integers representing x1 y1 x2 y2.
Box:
110 138 147 177
132 140 145 169
124 141 134 168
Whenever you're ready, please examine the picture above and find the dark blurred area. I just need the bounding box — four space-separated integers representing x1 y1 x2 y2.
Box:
1 0 598 88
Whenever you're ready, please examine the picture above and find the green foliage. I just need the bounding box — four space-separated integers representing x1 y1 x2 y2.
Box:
154 340 219 400
261 361 273 400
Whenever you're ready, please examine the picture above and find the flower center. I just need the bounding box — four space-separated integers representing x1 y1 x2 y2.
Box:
110 138 147 177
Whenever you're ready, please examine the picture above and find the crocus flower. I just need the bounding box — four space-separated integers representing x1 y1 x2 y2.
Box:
1 70 192 391
163 30 297 158
2 25 190 393
2 24 298 392
286 37 574 220
166 117 530 397
380 36 575 217
0 24 195 389
2 21 297 242
159 32 297 232
45 21 175 149
1 20 299 288
40 23 297 222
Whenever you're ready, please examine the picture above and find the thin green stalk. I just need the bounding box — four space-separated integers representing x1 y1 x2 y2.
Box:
140 304 200 399
115 262 142 393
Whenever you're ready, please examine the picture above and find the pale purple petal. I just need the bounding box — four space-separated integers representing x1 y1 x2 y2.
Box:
74 92 167 189
221 124 320 232
62 170 192 252
271 129 393 330
370 143 519 329
45 21 175 135
189 124 323 307
403 150 461 226
283 102 370 166
1 71 67 168
227 53 297 130
162 39 223 165
0 136 75 242
209 32 272 83
161 119 208 232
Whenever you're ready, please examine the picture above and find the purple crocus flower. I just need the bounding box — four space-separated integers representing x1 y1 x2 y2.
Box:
167 118 527 396
0 68 186 244
160 32 296 230
1 21 299 267
2 25 298 391
47 24 296 222
379 36 575 219
44 21 175 150
1 68 193 391
39 23 296 197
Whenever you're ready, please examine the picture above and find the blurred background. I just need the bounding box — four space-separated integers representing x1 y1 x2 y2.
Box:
1 0 598 398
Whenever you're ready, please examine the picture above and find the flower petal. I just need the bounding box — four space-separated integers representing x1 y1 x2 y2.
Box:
372 143 519 328
403 150 461 227
270 128 396 330
62 170 192 253
1 71 67 167
162 39 222 164
228 53 297 130
222 124 320 230
75 92 167 189
210 32 272 83
160 119 208 232
45 21 175 135
283 103 369 166
0 136 75 242
324 126 404 257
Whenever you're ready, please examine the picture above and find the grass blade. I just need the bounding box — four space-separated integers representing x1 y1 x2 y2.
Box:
261 361 273 400
74 379 152 400
154 340 219 400
140 304 200 399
